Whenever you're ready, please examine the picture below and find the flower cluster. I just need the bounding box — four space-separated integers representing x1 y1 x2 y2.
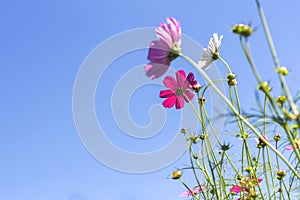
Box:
143 8 300 199
230 177 262 199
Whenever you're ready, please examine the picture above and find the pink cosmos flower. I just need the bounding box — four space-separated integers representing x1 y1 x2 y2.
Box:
145 17 181 79
179 186 205 197
159 70 194 109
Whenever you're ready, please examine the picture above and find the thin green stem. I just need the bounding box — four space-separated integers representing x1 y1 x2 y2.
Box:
255 0 299 116
180 53 300 179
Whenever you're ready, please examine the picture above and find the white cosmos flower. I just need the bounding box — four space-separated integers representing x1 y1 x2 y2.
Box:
198 33 223 70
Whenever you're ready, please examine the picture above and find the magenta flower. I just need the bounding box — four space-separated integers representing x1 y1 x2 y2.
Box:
145 17 181 79
179 186 205 197
187 72 201 91
159 70 194 109
230 185 243 194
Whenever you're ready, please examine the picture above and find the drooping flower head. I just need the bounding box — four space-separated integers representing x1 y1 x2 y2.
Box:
198 33 223 70
187 72 201 92
145 17 182 79
159 70 194 109
179 186 205 197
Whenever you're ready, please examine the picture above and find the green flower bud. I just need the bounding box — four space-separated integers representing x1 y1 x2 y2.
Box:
276 169 286 180
190 134 199 144
181 128 188 134
232 23 253 37
276 95 287 105
258 82 271 94
276 66 289 76
273 134 281 142
199 134 207 140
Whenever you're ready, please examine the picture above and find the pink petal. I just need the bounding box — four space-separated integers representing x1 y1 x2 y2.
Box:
163 75 178 90
147 40 169 61
156 27 172 47
167 17 180 43
162 96 176 108
230 185 242 194
176 95 185 109
176 70 186 86
145 62 169 79
257 178 263 183
184 91 194 102
159 90 174 98
179 186 204 198
179 191 189 197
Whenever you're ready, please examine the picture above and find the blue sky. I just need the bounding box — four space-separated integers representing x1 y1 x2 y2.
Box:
1 0 300 200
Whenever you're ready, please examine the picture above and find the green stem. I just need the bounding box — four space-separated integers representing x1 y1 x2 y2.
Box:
255 0 299 117
180 53 300 179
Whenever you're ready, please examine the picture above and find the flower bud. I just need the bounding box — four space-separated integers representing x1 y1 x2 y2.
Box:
220 142 231 151
273 134 281 142
276 95 287 105
198 97 206 105
190 134 199 144
232 23 253 37
181 128 188 134
199 134 207 140
241 132 249 140
256 135 269 148
276 66 289 76
172 170 182 179
236 174 243 181
245 166 252 172
228 79 237 86
258 82 271 94
276 169 286 180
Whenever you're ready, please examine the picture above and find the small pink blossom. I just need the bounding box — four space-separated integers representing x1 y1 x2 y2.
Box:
230 185 242 194
159 70 194 109
286 145 294 151
179 186 205 197
285 138 300 151
145 17 181 79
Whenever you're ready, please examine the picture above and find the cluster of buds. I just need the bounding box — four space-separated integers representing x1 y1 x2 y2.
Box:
227 73 237 86
232 23 253 37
